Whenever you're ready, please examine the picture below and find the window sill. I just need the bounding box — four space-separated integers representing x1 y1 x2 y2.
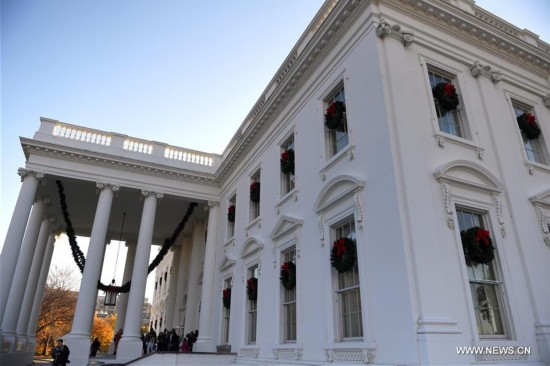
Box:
238 346 259 358
245 217 262 231
224 237 235 250
276 189 299 212
320 144 355 181
433 132 484 160
525 160 550 175
470 339 529 362
324 343 376 364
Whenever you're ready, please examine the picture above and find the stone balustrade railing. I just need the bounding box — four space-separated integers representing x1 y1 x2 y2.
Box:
36 118 221 171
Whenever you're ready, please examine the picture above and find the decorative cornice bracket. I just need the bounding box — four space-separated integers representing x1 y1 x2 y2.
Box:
376 19 415 47
470 61 502 83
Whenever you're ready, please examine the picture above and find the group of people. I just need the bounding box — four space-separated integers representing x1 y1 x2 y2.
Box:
142 327 199 354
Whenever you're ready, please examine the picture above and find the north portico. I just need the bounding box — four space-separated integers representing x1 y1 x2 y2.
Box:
0 118 220 366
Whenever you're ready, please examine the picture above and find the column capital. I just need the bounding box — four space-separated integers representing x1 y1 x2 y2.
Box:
207 200 219 208
141 190 163 200
96 182 120 192
18 168 45 182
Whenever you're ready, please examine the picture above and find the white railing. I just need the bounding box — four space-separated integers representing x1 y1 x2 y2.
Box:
40 119 220 170
52 124 111 146
164 147 213 166
123 139 153 155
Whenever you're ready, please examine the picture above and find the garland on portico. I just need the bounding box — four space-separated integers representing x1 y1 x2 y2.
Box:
56 180 198 293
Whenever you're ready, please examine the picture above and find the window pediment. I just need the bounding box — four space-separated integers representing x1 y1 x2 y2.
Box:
530 189 550 208
314 175 365 213
434 160 503 193
219 253 236 271
240 236 264 258
270 215 303 241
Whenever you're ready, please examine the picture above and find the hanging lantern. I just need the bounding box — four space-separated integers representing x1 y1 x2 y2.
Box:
104 279 118 306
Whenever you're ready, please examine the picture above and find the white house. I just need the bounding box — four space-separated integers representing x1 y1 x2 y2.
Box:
1 0 549 365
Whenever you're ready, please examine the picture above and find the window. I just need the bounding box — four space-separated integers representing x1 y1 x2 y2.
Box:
282 248 297 342
250 171 261 220
222 277 231 344
334 219 363 339
428 66 467 139
281 136 295 196
456 208 506 337
325 85 349 157
512 102 547 164
228 195 236 238
247 266 259 344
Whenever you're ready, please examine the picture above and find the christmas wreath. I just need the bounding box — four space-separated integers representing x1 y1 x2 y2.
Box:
280 261 296 290
460 227 495 266
280 149 295 175
325 101 346 130
246 277 258 301
227 205 235 223
330 238 356 273
516 113 541 140
432 82 459 113
250 182 260 203
222 288 231 309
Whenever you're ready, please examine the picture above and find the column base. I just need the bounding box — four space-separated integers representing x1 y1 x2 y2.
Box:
0 331 17 353
193 337 214 352
64 333 91 366
116 335 143 363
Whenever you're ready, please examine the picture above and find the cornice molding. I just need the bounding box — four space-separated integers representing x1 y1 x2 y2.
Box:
21 138 218 185
384 0 549 76
214 0 367 183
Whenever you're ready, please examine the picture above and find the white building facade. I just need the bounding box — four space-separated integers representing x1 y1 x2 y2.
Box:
1 1 549 365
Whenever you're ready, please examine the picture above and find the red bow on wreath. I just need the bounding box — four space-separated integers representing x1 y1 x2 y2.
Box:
474 228 491 247
333 238 347 257
223 288 231 298
443 83 456 97
247 278 256 291
281 262 290 274
526 113 537 126
326 102 337 117
281 151 290 162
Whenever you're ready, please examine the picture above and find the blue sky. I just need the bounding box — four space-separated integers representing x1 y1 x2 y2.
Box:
1 0 549 298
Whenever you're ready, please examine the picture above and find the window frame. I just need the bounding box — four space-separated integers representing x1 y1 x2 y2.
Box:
332 216 363 341
281 247 297 343
250 170 261 221
510 99 548 165
324 82 349 158
246 265 259 345
280 134 296 197
455 206 509 339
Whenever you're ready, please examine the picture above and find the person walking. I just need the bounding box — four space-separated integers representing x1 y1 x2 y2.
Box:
90 336 100 357
52 338 70 366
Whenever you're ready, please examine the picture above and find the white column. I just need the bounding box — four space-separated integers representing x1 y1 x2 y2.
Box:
0 169 43 323
116 242 137 331
16 215 53 345
173 236 192 333
164 245 181 330
26 233 56 350
194 201 219 352
117 190 162 363
0 198 46 352
183 220 206 333
109 242 136 354
65 182 117 366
